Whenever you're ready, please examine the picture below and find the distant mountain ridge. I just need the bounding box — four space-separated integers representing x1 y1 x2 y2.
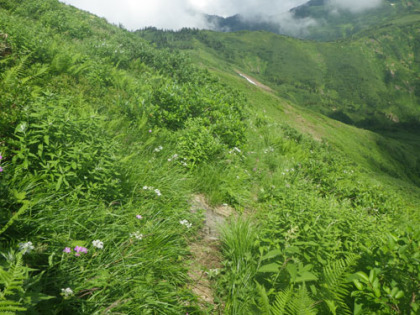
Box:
205 0 420 40
205 14 280 34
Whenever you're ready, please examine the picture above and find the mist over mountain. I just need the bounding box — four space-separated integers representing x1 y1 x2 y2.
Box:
205 0 418 40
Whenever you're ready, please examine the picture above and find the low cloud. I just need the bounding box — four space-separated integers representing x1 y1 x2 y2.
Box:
61 0 308 30
61 0 384 31
329 0 383 13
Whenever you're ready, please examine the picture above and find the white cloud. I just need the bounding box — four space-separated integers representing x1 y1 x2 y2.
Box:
60 0 383 31
329 0 383 13
61 0 308 30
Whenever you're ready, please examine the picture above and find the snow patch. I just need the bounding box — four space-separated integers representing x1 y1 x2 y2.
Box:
238 73 257 85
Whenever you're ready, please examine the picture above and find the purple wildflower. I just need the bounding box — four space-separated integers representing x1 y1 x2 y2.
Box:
136 215 143 220
0 167 3 172
148 129 152 133
0 154 2 160
74 246 88 256
63 247 72 253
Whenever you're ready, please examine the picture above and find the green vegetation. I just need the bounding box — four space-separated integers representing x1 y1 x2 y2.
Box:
139 20 420 132
1 0 419 314
292 0 420 41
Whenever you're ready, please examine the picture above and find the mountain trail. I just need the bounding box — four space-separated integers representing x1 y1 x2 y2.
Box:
187 194 234 313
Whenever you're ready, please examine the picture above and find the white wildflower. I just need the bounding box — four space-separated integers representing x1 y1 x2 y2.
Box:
18 241 34 255
154 189 161 197
264 147 274 154
92 240 104 249
180 219 192 229
143 186 149 190
130 231 143 240
154 146 163 152
61 287 74 298
168 154 179 162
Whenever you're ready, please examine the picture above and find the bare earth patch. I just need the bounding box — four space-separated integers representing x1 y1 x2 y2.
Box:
187 195 234 313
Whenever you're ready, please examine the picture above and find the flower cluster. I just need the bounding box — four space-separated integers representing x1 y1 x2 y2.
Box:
130 231 143 240
180 219 192 229
136 214 143 220
61 287 74 298
142 186 162 197
74 246 88 256
154 146 163 153
168 153 178 162
0 153 3 172
19 241 34 255
63 246 88 256
263 147 274 154
92 240 104 249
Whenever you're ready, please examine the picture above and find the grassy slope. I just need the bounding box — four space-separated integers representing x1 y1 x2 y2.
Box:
139 18 420 188
0 1 247 313
140 11 420 133
211 67 420 209
0 1 419 314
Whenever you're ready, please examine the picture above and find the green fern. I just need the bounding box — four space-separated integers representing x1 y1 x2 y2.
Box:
320 255 357 315
287 285 317 315
257 285 316 315
256 283 272 314
0 253 27 314
0 55 29 86
271 286 293 315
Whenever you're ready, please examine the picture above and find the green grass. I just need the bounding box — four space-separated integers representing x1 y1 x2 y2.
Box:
1 0 419 314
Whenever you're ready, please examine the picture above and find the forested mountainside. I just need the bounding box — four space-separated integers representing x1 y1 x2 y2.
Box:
1 0 419 314
291 0 420 40
207 0 420 41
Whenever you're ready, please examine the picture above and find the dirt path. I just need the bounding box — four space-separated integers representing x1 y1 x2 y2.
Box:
187 195 234 314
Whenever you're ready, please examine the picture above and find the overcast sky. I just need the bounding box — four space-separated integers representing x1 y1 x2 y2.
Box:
60 0 383 31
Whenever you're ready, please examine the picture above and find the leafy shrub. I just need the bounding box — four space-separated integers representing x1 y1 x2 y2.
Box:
178 118 223 166
352 228 420 314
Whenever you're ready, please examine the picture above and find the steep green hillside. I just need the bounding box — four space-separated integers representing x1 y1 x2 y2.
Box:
1 1 419 314
139 18 420 132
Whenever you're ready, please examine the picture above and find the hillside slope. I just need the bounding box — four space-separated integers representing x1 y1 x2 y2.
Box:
139 17 420 132
138 19 420 187
1 1 419 314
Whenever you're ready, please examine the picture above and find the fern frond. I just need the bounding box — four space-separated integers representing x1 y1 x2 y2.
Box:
0 253 27 313
321 255 358 315
0 300 27 313
256 283 272 315
287 285 317 315
271 286 293 315
1 55 29 86
0 253 26 298
21 64 49 84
